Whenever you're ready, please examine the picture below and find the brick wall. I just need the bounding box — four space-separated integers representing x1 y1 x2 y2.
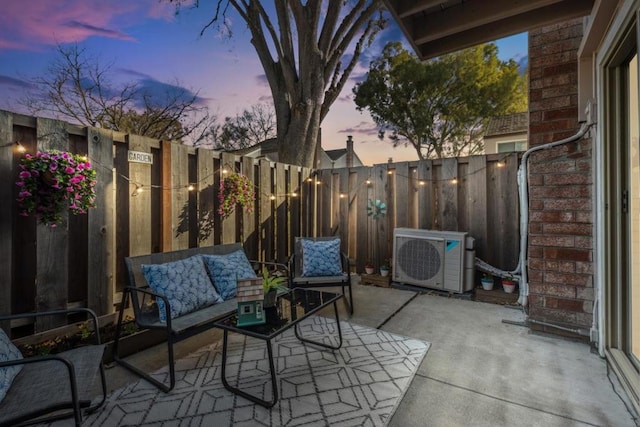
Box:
528 19 594 338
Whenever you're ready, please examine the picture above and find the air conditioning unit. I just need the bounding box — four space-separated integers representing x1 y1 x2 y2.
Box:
392 228 475 293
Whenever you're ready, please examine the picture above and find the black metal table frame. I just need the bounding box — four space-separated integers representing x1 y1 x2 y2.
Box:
216 289 343 408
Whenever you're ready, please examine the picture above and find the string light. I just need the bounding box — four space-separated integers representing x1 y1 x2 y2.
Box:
451 178 458 184
387 170 393 175
339 193 346 199
131 183 144 196
366 179 371 185
315 180 321 185
222 168 228 174
306 177 313 182
0 141 26 152
497 161 505 168
419 181 426 186
187 184 195 191
291 192 298 197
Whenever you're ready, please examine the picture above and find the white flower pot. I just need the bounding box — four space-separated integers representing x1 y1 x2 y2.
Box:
480 279 493 291
502 280 516 293
365 267 374 275
380 268 389 277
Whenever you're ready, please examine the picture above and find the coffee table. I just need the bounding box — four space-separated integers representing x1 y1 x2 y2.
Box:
213 288 343 408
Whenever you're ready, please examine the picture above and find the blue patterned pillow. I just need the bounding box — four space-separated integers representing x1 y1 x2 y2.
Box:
141 255 223 323
202 250 257 300
301 238 343 277
0 328 23 404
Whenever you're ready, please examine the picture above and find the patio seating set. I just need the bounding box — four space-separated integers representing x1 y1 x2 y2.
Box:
0 237 353 426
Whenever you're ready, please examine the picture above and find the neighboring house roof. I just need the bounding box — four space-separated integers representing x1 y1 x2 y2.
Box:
485 112 528 137
232 138 278 157
325 148 347 161
229 138 364 168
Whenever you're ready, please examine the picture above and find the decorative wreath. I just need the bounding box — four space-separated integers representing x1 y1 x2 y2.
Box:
366 199 387 219
16 150 97 227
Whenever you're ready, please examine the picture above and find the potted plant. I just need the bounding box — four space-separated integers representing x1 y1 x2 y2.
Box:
380 259 391 277
480 273 494 291
15 150 97 227
262 267 288 307
502 276 517 293
364 262 374 275
218 172 255 219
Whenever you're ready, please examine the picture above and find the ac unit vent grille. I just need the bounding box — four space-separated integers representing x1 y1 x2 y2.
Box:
397 238 441 281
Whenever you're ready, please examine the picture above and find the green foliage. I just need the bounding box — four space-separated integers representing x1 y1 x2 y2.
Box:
217 172 255 219
353 42 528 159
262 266 288 293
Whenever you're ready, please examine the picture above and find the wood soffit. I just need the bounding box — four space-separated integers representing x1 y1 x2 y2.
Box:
383 0 595 59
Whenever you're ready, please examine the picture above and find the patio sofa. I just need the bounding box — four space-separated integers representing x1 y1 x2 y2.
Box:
113 243 286 392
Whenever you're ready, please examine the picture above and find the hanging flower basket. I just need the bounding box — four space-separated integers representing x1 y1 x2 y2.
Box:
218 172 255 219
15 150 97 227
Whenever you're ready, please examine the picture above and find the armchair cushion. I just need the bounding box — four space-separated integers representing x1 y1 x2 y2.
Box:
202 250 257 300
0 329 23 404
142 255 223 322
300 237 343 277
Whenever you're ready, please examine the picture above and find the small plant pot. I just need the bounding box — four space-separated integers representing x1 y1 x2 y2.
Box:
480 278 494 291
364 267 374 275
263 289 278 308
502 280 516 293
380 268 390 277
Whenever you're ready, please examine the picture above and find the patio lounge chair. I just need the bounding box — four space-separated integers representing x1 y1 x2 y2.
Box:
0 308 107 427
289 236 354 315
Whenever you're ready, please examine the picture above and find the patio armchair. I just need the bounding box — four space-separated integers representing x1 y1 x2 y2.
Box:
288 236 354 315
0 308 107 427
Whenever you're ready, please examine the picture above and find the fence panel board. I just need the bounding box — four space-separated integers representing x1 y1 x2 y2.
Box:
128 135 153 257
220 153 236 244
196 149 215 247
418 160 433 229
35 118 69 330
289 167 300 253
259 159 273 262
440 158 459 231
468 155 488 260
87 128 114 315
242 158 258 257
395 162 410 228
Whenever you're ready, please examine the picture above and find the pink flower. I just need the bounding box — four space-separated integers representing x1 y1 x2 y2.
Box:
65 167 75 174
19 171 30 178
19 190 31 198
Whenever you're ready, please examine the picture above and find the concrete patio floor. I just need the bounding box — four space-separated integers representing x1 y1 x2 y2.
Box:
102 280 639 427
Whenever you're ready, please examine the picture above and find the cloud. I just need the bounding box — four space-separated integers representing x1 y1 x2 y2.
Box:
0 0 173 52
65 21 135 42
136 78 209 108
339 121 379 137
0 75 32 89
255 74 269 87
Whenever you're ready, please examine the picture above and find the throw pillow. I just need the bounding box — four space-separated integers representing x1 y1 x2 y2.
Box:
141 255 223 323
0 329 23 404
202 250 257 300
301 238 343 277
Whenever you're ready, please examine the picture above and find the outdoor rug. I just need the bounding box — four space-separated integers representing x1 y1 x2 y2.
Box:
81 318 430 426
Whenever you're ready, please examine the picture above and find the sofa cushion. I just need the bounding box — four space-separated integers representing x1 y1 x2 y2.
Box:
141 255 223 323
0 328 23 404
202 250 257 300
300 237 343 277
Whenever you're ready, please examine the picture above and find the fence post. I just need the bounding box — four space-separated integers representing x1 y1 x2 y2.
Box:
0 111 13 330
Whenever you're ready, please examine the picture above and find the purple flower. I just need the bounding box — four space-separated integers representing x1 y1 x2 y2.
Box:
19 171 31 179
19 190 32 198
49 162 58 171
65 167 75 174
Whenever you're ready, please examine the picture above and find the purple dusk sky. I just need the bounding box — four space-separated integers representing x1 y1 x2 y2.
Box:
0 0 527 166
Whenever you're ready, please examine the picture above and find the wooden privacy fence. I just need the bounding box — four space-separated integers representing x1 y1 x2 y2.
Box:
310 154 521 275
0 110 521 335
